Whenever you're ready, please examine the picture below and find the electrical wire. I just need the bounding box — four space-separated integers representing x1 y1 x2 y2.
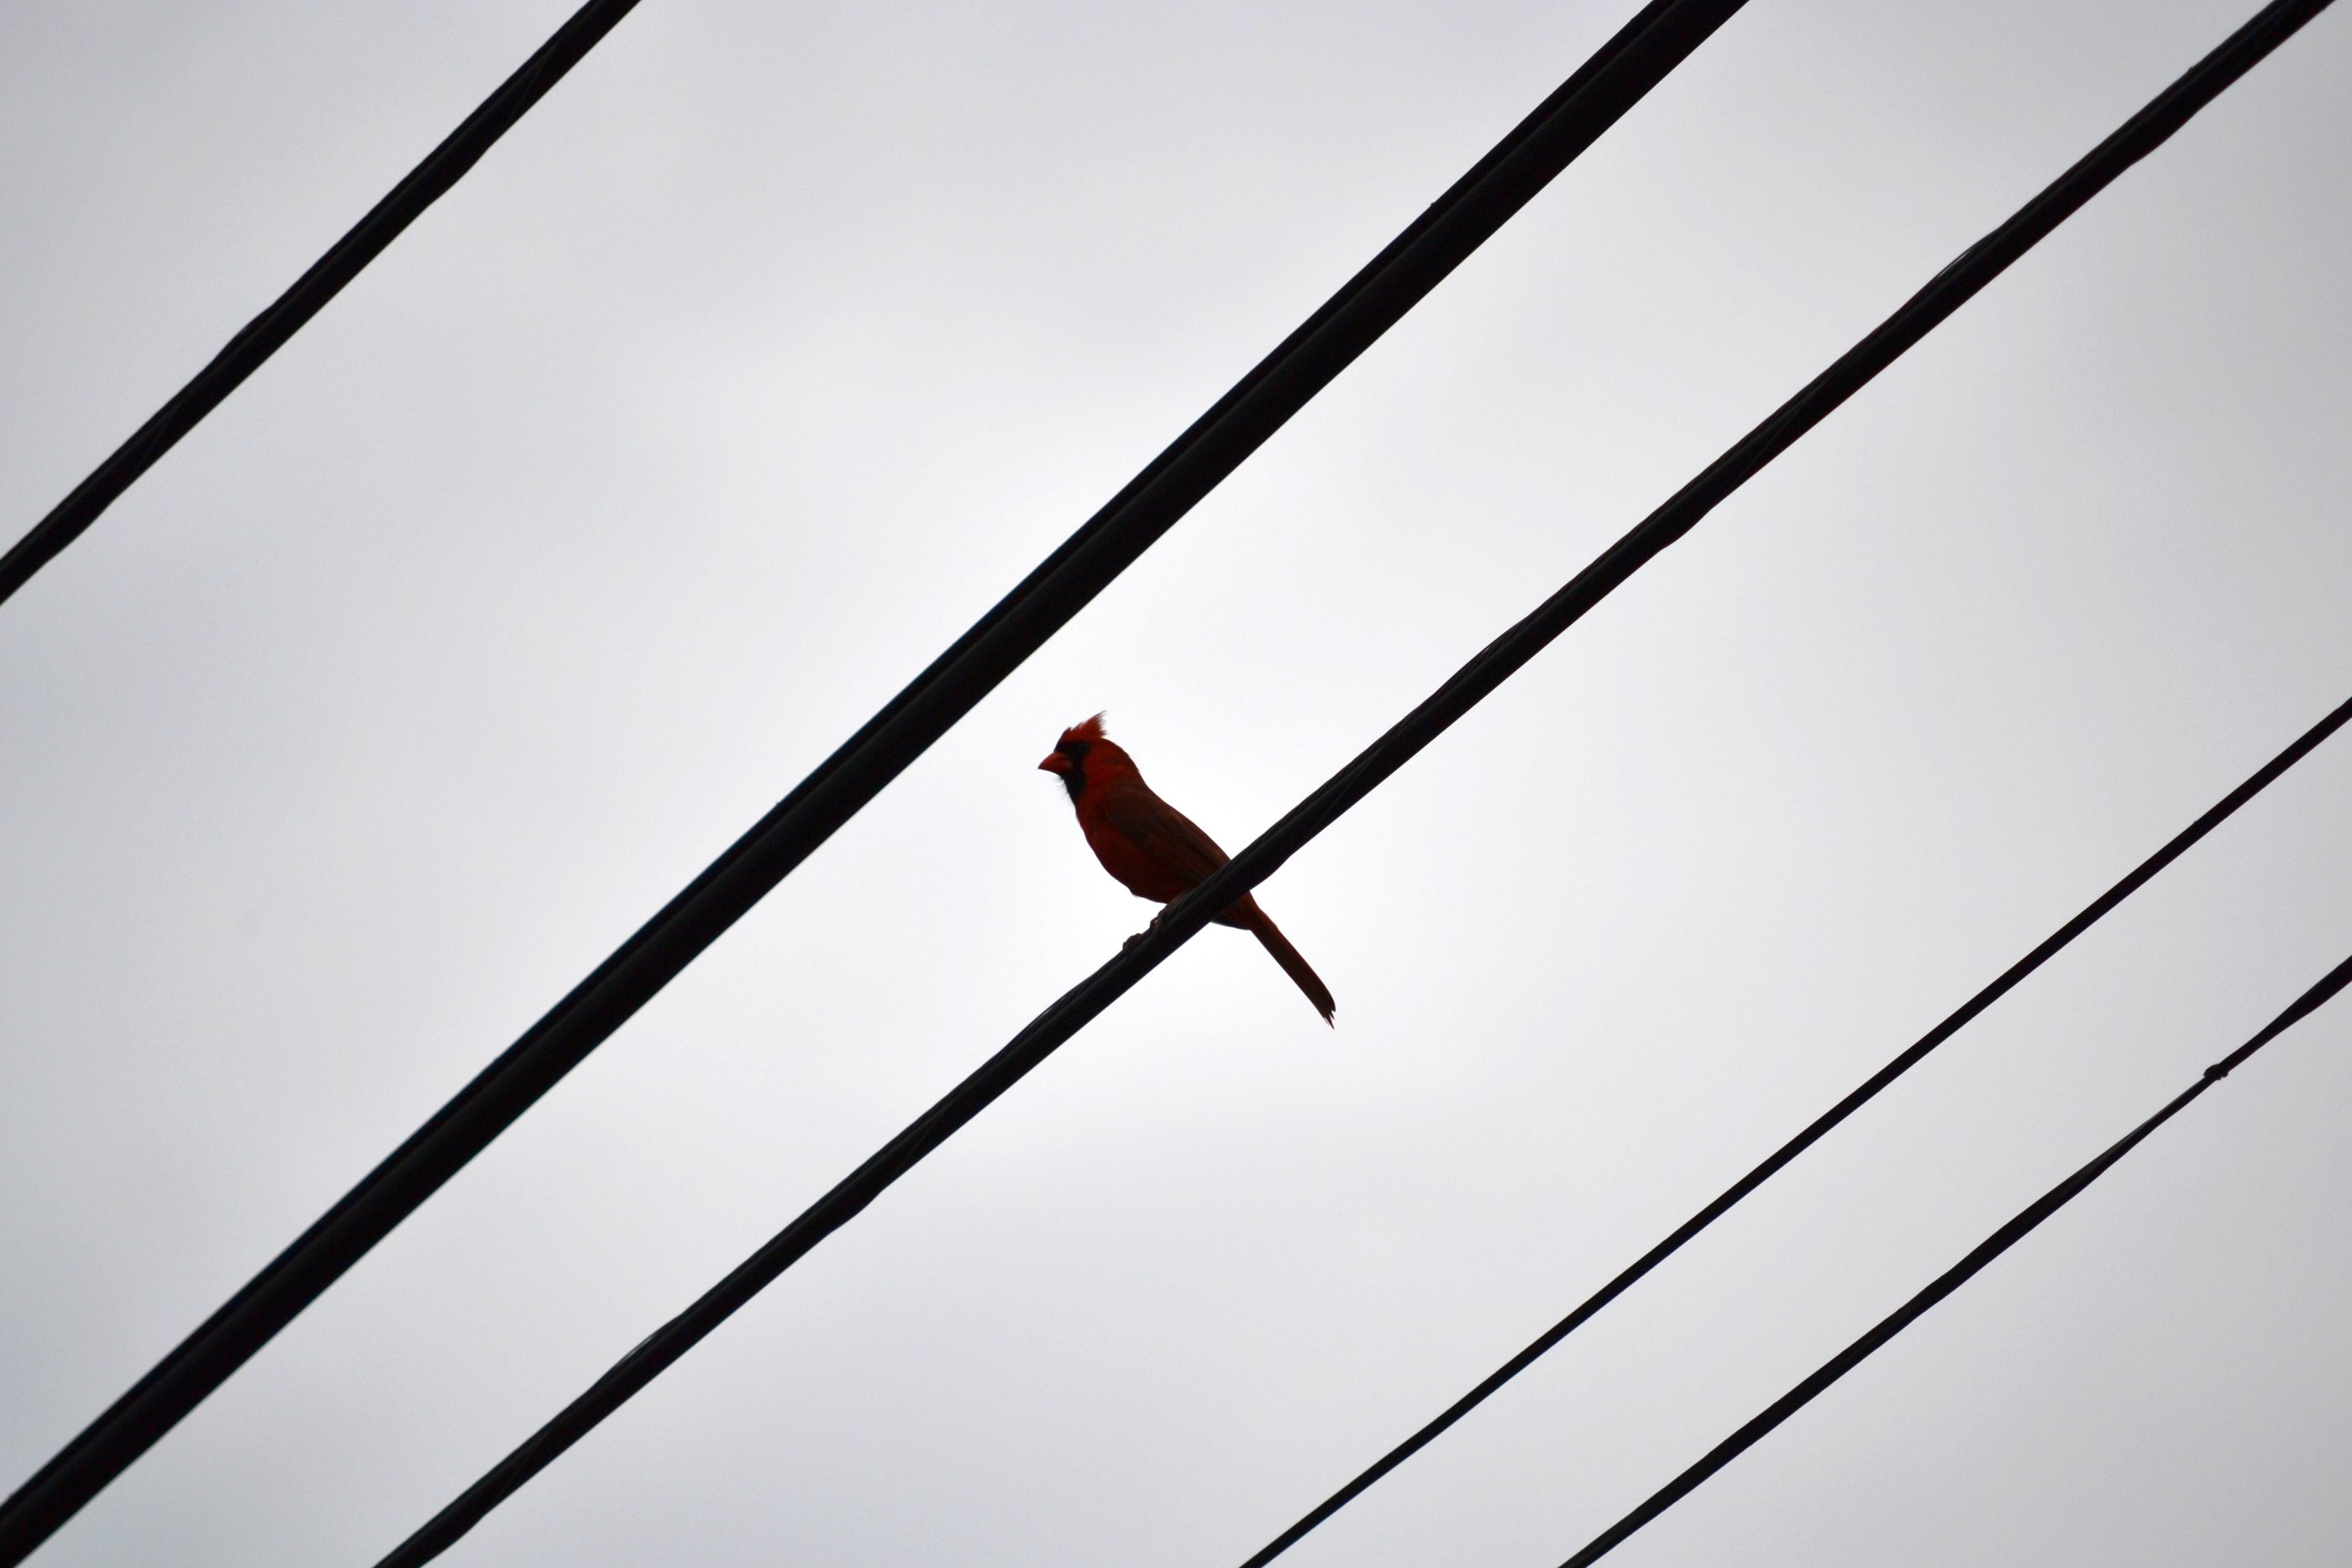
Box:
0 0 647 610
1236 687 2352 1565
369 3 2332 1558
1557 951 2352 1567
0 6 1744 1559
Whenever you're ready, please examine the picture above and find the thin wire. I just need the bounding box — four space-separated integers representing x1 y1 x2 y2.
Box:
0 0 647 609
1560 952 2352 1567
0 7 1744 1560
1236 687 2352 1565
368 3 2330 1558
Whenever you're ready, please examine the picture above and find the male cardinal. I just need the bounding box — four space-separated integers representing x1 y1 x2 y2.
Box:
1039 715 1335 1025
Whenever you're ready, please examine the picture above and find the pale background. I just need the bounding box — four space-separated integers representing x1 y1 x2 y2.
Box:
1 2 2347 1563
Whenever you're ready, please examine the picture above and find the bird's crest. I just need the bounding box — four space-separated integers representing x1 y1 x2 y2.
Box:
1059 713 1108 747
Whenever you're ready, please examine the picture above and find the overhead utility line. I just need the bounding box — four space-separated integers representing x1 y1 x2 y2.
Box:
0 4 1744 1559
1236 686 2352 1565
1557 952 2352 1566
0 0 648 609
368 2 2330 1559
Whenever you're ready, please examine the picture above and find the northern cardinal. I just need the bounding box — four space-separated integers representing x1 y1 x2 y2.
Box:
1039 715 1335 1025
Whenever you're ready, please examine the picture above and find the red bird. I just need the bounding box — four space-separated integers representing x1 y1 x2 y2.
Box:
1039 715 1335 1025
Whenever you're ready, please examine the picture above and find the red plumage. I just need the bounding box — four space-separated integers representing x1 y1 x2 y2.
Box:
1039 716 1336 1025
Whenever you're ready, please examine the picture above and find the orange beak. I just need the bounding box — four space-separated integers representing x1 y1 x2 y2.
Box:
1038 752 1072 774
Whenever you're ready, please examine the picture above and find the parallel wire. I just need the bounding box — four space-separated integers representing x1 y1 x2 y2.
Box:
1237 688 2352 1565
0 0 647 609
1558 952 2352 1567
1233 2 2344 1550
0 6 1745 1559
370 3 2330 1559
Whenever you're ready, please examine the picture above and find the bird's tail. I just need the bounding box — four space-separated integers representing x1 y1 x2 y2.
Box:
1239 903 1336 1026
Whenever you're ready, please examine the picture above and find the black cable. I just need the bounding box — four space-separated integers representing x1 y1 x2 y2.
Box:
0 7 1743 1559
0 0 647 610
1559 951 2352 1568
370 3 2328 1559
1236 686 2352 1565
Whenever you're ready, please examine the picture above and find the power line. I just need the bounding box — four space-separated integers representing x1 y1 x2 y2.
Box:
0 0 648 611
0 5 1744 1559
1236 687 2352 1565
369 3 2328 1558
1558 951 2352 1567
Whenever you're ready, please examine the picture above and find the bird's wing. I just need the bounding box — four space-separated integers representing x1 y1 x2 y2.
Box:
1101 789 1230 884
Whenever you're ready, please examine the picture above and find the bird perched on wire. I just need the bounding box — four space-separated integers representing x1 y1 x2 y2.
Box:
1039 715 1335 1025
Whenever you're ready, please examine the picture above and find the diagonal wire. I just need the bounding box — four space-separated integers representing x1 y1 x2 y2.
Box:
370 3 2330 1559
0 0 648 609
0 4 1746 1559
1236 688 2351 1565
1559 951 2352 1567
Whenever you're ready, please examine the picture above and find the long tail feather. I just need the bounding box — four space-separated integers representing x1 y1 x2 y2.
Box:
1242 907 1336 1025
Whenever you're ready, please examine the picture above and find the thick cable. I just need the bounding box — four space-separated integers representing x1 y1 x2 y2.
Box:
1237 686 2352 1565
0 0 647 610
0 7 1743 1559
370 4 2328 1559
1559 951 2352 1567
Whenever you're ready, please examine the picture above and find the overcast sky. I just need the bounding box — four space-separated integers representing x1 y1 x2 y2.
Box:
2 2 2348 1564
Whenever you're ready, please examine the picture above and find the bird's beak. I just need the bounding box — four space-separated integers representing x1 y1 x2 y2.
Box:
1038 752 1072 774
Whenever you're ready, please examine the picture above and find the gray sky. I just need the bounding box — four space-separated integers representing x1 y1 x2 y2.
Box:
2 1 2347 1564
